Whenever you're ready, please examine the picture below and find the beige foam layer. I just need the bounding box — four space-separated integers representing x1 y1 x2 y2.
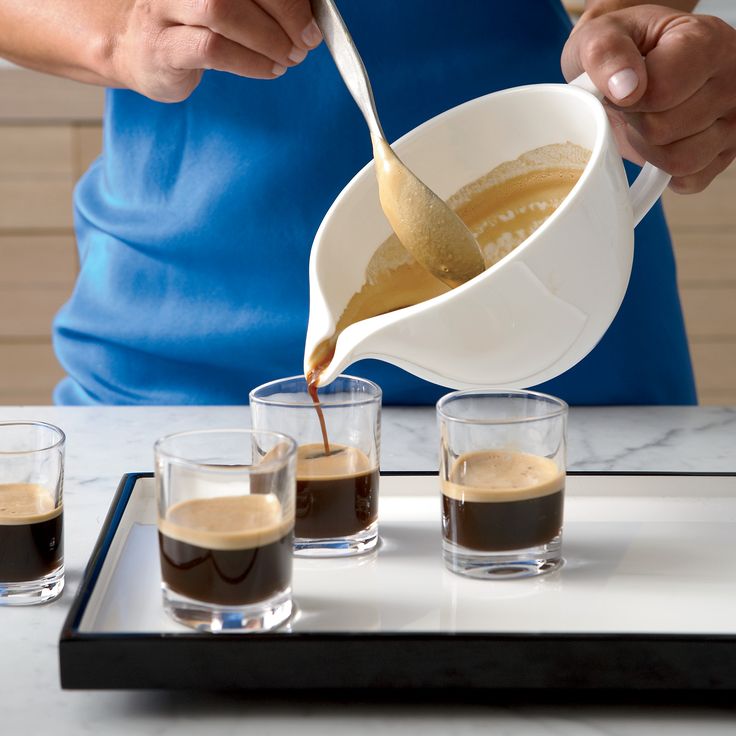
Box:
0 483 61 525
442 450 565 503
450 142 589 268
297 443 376 481
448 141 590 210
158 494 292 550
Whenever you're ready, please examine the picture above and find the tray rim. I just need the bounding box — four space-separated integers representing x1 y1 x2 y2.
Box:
59 470 736 691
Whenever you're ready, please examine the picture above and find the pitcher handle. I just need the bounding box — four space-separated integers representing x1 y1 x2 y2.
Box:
569 72 670 226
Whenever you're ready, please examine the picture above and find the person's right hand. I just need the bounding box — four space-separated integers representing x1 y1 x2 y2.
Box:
108 0 322 103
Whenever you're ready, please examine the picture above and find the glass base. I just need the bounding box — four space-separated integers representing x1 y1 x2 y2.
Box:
0 565 64 606
162 585 293 633
443 536 563 579
294 521 378 558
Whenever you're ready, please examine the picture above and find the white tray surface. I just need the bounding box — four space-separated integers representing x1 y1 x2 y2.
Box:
79 474 736 636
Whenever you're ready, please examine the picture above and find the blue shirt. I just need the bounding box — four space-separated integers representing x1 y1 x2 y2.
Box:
53 0 696 406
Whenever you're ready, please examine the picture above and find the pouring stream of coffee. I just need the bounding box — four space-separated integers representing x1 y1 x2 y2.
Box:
306 377 331 455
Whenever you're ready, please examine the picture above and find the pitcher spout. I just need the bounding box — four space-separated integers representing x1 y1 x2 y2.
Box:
303 327 366 388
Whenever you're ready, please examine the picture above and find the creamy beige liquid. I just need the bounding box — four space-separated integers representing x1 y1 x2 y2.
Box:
0 483 60 525
307 142 590 378
373 136 485 287
297 443 375 479
442 450 565 503
158 495 291 551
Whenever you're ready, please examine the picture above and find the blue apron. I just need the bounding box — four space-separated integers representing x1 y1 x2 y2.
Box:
53 0 696 405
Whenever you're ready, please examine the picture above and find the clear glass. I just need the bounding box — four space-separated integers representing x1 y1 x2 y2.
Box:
154 428 297 632
0 421 65 605
250 375 381 557
437 390 567 579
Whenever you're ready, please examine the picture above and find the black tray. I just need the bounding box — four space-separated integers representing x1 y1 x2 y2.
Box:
59 471 736 690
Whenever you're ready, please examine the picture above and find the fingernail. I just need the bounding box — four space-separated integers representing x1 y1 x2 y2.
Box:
272 63 286 77
302 19 322 48
288 46 307 64
608 68 639 100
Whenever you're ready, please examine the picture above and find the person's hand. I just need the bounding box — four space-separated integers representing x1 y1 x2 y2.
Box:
562 4 736 193
107 0 322 103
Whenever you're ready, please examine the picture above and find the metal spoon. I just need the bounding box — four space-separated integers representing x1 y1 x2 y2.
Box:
310 0 485 288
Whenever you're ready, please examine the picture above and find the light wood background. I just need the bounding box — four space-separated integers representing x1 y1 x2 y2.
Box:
0 68 734 405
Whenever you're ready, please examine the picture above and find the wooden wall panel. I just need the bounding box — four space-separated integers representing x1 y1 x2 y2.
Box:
0 71 101 405
0 69 103 123
0 126 73 176
672 234 736 285
690 342 736 393
0 180 74 229
699 389 736 405
0 124 77 231
73 125 104 179
0 235 77 286
0 343 64 404
663 167 736 231
0 287 72 338
680 288 736 339
663 161 736 405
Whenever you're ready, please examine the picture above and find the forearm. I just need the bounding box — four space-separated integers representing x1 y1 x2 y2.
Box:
0 0 122 85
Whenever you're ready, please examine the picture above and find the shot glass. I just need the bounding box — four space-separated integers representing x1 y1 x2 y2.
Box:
437 390 567 579
155 428 297 632
250 375 381 557
0 421 65 605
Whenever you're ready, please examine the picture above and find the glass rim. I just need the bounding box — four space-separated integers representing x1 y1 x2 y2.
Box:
249 374 382 409
0 420 66 455
436 389 568 425
153 427 297 473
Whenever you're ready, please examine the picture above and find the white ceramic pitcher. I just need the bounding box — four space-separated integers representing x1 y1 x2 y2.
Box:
304 74 670 389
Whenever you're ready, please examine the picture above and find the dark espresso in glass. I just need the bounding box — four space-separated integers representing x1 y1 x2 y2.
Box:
0 484 63 582
158 495 293 606
296 443 378 539
442 450 564 552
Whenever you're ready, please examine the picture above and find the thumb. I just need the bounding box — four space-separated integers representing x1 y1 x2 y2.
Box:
562 14 648 106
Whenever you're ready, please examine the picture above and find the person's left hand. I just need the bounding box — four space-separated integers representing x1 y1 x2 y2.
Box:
562 4 736 193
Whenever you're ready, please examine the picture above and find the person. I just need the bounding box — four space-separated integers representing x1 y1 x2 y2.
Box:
1 0 734 405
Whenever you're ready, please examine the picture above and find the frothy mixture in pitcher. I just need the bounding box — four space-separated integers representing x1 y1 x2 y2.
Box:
307 141 591 385
372 136 485 288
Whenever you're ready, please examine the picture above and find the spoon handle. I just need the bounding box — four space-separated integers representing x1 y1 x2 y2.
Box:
310 0 385 141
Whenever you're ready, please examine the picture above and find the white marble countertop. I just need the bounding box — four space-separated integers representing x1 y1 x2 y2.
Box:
1 404 736 734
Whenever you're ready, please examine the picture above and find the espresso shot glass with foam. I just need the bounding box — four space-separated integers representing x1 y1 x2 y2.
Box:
437 390 567 579
0 421 65 606
155 428 297 632
250 375 381 557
